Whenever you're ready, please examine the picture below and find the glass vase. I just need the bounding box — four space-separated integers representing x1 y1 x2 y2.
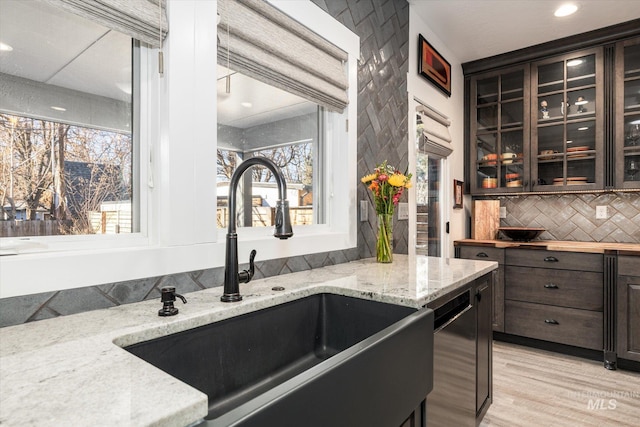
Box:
376 213 393 263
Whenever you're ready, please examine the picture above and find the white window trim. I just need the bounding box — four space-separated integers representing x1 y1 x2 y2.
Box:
0 0 358 299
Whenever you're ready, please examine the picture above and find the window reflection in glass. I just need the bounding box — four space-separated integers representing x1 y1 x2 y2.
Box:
216 68 323 229
0 1 134 236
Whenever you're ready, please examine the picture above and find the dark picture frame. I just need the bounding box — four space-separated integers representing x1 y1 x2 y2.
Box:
454 180 463 209
418 34 451 97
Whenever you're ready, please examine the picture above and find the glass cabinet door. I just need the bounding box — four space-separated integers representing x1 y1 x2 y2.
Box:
616 38 640 189
471 67 529 193
531 48 603 191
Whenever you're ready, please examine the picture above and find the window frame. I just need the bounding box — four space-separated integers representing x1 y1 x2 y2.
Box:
0 0 358 299
214 0 358 261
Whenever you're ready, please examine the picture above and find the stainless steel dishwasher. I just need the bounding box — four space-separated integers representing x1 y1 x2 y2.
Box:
426 289 476 427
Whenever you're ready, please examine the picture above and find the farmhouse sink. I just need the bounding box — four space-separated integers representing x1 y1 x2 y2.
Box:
124 293 434 426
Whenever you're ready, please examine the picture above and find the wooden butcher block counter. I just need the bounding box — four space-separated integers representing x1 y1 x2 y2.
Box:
455 239 640 255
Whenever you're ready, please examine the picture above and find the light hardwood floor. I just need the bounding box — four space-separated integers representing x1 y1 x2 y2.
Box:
481 341 640 427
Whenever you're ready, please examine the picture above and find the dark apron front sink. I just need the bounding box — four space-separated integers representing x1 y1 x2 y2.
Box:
125 293 434 426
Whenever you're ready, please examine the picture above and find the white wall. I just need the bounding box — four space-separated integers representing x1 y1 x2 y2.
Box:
407 6 467 258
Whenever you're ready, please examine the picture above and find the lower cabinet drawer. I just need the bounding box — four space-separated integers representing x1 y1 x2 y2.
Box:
459 246 504 263
505 266 603 311
619 256 640 276
505 300 603 350
506 249 603 272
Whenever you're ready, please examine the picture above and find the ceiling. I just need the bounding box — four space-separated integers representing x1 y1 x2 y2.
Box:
0 0 131 103
217 67 315 129
410 0 640 64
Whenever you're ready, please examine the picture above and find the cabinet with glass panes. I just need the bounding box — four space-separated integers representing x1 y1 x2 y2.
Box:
616 37 640 189
531 47 604 191
470 65 530 194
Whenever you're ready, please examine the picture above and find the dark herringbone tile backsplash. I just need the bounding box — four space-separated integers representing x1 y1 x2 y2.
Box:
495 192 640 243
312 0 411 258
0 249 360 327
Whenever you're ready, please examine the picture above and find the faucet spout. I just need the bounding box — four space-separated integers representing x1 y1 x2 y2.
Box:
221 156 293 302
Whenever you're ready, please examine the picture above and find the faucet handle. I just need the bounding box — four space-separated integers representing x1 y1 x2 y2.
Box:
238 249 256 284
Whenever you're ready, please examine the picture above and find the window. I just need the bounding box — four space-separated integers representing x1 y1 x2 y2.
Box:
0 116 133 234
412 103 453 258
0 0 137 238
216 69 323 229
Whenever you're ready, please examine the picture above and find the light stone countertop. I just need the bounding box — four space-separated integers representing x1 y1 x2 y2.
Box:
0 255 497 427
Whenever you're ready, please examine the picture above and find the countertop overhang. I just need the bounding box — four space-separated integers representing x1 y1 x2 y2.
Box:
455 239 640 255
0 255 497 427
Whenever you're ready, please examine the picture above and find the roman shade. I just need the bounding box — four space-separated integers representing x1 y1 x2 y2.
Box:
39 0 168 48
217 0 349 112
417 102 453 157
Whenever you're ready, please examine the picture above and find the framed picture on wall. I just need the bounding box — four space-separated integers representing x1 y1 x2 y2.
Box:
418 34 451 97
454 180 463 209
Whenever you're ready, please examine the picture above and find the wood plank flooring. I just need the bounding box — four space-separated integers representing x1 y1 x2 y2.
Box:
481 341 640 427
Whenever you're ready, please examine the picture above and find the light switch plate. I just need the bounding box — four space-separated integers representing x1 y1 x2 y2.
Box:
500 207 507 219
360 200 369 222
596 205 608 219
398 202 409 220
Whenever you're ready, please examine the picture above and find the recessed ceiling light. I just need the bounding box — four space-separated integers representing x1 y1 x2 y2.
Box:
0 42 13 52
555 4 578 17
51 106 66 112
578 126 589 131
241 102 252 108
567 59 583 67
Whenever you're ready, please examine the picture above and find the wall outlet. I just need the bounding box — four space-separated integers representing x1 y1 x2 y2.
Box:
596 205 608 219
500 207 507 219
398 202 409 220
360 200 369 222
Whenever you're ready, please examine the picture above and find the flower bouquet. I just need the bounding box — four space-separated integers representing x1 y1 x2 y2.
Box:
361 161 412 263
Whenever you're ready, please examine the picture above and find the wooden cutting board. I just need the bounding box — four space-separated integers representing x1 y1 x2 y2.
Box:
472 200 501 240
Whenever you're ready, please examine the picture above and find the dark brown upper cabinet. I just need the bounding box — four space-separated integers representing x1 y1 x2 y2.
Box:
616 38 640 189
531 47 604 191
463 20 640 195
470 65 530 194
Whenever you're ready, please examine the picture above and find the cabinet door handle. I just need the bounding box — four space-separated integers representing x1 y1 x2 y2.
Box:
476 252 489 258
544 319 559 325
544 256 559 263
544 283 559 289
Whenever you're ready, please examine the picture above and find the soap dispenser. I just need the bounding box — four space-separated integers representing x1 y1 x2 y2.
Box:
158 286 187 316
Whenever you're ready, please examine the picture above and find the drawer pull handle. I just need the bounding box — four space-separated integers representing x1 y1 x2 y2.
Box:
544 284 559 289
544 256 559 263
476 252 489 258
544 319 559 325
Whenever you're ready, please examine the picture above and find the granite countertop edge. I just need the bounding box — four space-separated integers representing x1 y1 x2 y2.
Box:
0 255 497 427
